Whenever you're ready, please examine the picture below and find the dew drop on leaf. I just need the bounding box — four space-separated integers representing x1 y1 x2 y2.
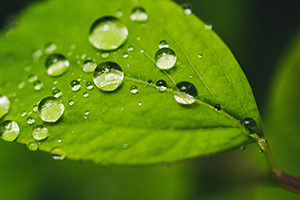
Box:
33 80 43 91
100 52 110 58
214 104 222 111
51 148 66 160
82 60 97 73
45 54 70 77
130 85 139 94
89 16 128 51
130 7 148 23
156 80 167 92
174 82 198 105
155 48 177 70
93 61 124 92
33 105 38 112
44 43 57 54
28 74 38 83
198 53 203 58
240 118 257 133
122 52 129 59
27 142 39 151
0 120 20 142
68 100 75 107
159 40 169 49
52 88 62 98
86 81 94 90
122 143 128 149
26 117 35 125
182 4 192 15
83 92 89 98
32 125 49 141
127 46 134 52
205 24 213 30
0 95 10 119
38 97 65 123
70 80 81 92
32 49 43 61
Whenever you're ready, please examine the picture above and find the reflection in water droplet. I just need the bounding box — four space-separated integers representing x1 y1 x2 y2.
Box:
0 95 10 119
51 148 66 160
0 120 20 142
28 74 38 83
32 125 49 141
130 85 139 94
38 97 65 123
82 60 97 73
27 142 39 151
44 43 57 54
156 80 167 92
155 48 177 70
21 111 27 117
70 80 81 92
174 82 198 105
45 54 70 77
159 40 169 49
93 61 124 92
130 7 148 22
86 81 94 90
26 117 35 125
68 100 74 107
52 88 62 98
89 16 128 51
33 80 43 91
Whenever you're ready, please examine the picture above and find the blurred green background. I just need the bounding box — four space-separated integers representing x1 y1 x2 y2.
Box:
0 0 299 199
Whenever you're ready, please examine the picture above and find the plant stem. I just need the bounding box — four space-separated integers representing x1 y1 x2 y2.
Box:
253 133 300 194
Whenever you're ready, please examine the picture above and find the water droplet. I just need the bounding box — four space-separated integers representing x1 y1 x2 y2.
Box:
38 97 65 123
240 118 257 133
89 16 128 51
45 54 70 77
51 148 66 160
138 102 142 106
130 7 148 22
116 10 123 18
21 111 27 117
122 143 128 149
137 36 141 41
101 52 110 58
174 82 198 105
86 81 94 90
32 49 43 61
32 125 49 141
33 105 38 112
52 88 62 98
156 80 167 91
44 43 57 54
18 81 26 89
205 24 213 30
130 85 139 94
33 80 43 91
127 46 134 52
159 40 169 49
70 80 81 92
57 139 62 143
183 4 192 15
82 60 97 73
27 142 39 151
147 80 153 84
0 120 20 142
83 92 89 98
68 100 74 107
214 104 222 111
26 117 35 125
28 74 38 83
155 48 177 70
140 49 144 53
240 146 246 151
0 95 10 119
198 53 203 58
123 52 129 59
93 61 124 92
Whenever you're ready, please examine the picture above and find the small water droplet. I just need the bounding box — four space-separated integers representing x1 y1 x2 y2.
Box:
156 80 167 91
82 60 97 73
70 80 81 92
240 118 257 133
26 117 35 125
27 142 39 151
32 49 43 61
18 81 26 89
140 49 144 53
137 36 141 41
93 61 124 92
183 4 192 15
0 120 20 142
89 16 128 51
83 92 89 98
28 74 38 83
123 52 129 59
21 111 27 117
51 148 66 160
32 125 49 141
0 95 10 119
130 7 148 22
214 104 222 111
205 24 213 30
33 80 43 91
127 46 134 52
198 53 203 58
159 40 169 49
38 97 65 123
68 100 75 107
122 143 128 149
86 81 94 90
45 54 70 77
116 10 123 18
155 48 177 70
57 139 62 143
101 52 110 58
174 82 198 105
33 105 38 112
44 43 57 54
138 102 142 106
130 85 139 94
52 88 62 98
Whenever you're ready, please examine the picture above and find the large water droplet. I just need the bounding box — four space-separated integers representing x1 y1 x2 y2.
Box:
70 80 81 92
93 61 124 92
240 118 257 133
38 97 65 123
45 54 70 77
0 120 20 142
27 142 39 151
155 48 177 70
32 125 49 141
159 40 169 49
82 60 97 73
51 148 66 160
174 82 198 105
0 95 10 119
130 7 148 22
89 16 128 51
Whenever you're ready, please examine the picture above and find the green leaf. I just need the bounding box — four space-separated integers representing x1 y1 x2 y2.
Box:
0 0 262 165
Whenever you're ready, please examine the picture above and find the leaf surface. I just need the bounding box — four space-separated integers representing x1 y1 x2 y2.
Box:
0 0 262 165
